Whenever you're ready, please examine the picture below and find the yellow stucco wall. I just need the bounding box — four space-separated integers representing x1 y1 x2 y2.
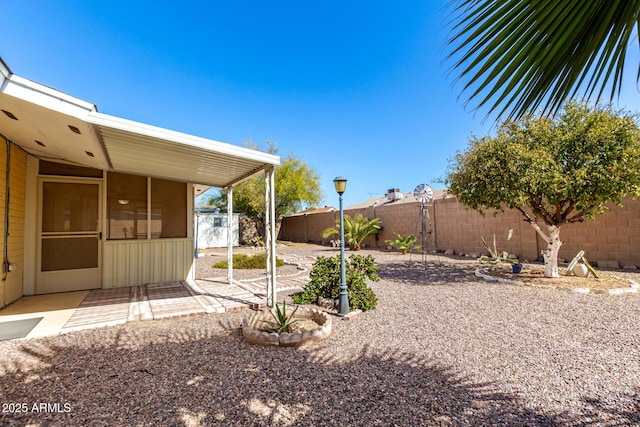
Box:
0 136 26 307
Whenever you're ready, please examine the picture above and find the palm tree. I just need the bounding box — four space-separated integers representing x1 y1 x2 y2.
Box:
322 214 382 250
447 1 640 120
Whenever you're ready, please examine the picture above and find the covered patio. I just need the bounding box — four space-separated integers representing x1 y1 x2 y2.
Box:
0 57 281 311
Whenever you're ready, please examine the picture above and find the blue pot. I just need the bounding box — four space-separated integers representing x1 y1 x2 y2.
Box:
512 263 523 274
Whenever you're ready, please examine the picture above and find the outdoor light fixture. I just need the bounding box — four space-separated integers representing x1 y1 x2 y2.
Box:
333 177 347 195
333 176 349 316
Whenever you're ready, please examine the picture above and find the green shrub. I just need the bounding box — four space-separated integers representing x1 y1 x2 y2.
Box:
212 252 285 269
292 254 379 311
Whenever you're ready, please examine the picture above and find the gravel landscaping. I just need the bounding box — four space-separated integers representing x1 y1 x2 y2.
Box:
1 243 639 426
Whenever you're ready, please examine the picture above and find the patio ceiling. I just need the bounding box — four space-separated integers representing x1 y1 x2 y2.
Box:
0 59 279 189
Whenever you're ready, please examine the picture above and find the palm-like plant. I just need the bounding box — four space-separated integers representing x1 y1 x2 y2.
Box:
447 1 640 120
385 233 420 255
322 214 381 250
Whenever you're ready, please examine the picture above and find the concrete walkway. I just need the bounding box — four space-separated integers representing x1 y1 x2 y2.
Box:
0 253 315 340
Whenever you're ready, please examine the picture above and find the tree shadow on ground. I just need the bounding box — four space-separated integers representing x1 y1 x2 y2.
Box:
0 315 614 426
377 259 477 287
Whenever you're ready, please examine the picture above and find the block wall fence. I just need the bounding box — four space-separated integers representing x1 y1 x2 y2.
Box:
279 196 640 268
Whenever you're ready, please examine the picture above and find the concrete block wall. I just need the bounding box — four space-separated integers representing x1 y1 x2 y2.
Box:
279 195 640 268
556 199 640 267
433 197 537 260
279 211 337 243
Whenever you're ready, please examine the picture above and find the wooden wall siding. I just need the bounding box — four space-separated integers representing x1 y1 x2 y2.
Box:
103 238 194 288
0 142 27 307
280 196 640 268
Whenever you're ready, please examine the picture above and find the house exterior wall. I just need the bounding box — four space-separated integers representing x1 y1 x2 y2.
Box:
102 238 194 288
280 195 640 268
18 161 197 294
0 137 26 307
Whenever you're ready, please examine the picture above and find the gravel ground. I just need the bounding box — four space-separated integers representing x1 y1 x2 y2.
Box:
1 243 639 426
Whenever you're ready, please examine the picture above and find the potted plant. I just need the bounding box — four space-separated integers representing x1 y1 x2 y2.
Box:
511 262 523 274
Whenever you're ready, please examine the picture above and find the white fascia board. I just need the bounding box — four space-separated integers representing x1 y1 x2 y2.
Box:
3 75 96 120
0 59 10 87
87 111 280 166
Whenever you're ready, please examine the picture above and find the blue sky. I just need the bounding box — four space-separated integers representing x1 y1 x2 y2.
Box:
2 1 640 208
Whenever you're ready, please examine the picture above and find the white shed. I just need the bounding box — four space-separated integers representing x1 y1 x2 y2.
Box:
195 211 239 248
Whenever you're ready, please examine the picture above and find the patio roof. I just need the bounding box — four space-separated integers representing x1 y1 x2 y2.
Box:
0 58 279 189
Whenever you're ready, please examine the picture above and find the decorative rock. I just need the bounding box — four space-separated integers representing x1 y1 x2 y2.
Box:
444 249 455 255
568 288 591 294
317 296 337 309
572 263 590 278
476 267 639 295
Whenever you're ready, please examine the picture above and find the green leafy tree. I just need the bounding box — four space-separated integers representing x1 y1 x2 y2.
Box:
447 1 640 120
445 102 640 278
322 214 382 251
210 141 322 237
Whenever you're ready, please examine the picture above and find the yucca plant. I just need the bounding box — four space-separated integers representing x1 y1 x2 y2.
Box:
385 233 420 254
262 301 299 334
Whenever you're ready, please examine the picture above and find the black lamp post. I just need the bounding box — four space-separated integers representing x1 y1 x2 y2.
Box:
334 177 349 316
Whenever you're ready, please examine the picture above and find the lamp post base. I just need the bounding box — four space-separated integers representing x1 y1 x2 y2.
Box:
338 291 349 316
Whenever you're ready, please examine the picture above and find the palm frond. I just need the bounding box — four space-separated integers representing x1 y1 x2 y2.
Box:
447 0 640 120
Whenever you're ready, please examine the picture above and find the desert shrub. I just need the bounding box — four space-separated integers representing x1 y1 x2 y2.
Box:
293 254 379 311
212 252 284 269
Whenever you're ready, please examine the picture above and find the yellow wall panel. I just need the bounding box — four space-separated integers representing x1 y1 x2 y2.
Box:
103 238 194 288
0 142 26 306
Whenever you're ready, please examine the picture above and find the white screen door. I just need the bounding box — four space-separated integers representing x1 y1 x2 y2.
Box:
37 179 102 294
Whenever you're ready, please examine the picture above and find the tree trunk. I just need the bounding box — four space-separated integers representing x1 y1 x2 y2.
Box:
527 222 562 278
542 225 562 278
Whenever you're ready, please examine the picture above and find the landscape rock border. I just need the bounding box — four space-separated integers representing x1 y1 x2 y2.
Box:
242 306 332 347
475 267 640 295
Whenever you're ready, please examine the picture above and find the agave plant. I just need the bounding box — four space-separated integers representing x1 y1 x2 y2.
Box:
478 234 519 265
262 301 299 334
